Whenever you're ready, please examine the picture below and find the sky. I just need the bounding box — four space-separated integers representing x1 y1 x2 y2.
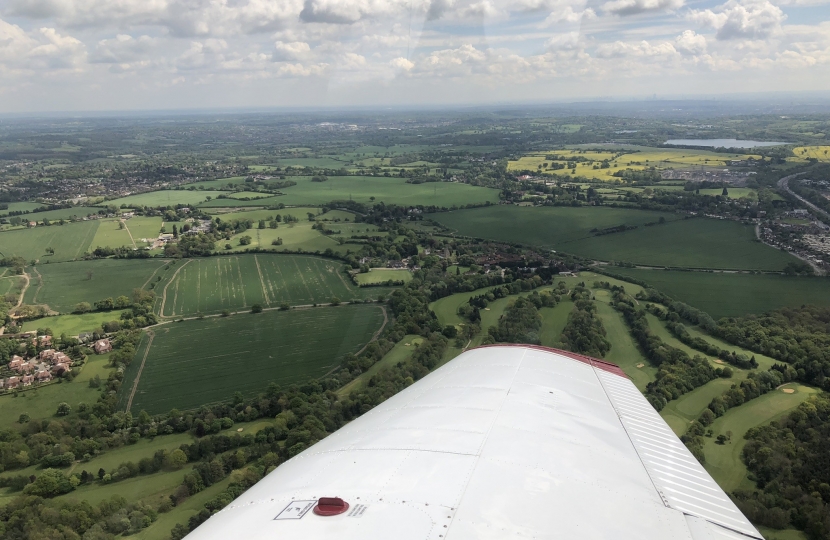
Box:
0 0 828 112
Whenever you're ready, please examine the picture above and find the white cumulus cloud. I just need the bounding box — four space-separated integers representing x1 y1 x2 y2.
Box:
689 0 786 40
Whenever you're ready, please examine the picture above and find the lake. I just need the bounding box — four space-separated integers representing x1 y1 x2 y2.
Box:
665 139 786 148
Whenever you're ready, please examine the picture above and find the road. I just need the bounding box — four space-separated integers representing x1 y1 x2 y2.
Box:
778 172 830 221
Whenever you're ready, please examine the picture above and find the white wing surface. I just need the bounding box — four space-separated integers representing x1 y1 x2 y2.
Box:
185 345 763 540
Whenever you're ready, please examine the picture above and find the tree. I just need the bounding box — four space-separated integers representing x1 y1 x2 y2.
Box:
18 413 29 424
722 187 729 197
85 270 94 280
172 224 178 238
166 449 188 470
114 295 131 309
330 297 341 306
56 402 71 416
251 304 263 313
74 302 92 314
239 235 252 246
258 220 266 229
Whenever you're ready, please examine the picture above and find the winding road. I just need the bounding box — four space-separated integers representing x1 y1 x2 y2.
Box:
778 172 829 222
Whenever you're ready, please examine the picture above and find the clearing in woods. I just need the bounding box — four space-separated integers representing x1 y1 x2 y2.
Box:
119 305 386 414
158 254 381 317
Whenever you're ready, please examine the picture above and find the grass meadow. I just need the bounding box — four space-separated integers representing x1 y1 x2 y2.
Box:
354 269 413 285
10 206 105 221
608 268 830 318
0 221 99 263
22 310 128 335
25 259 171 313
157 254 377 317
90 219 134 249
119 305 386 413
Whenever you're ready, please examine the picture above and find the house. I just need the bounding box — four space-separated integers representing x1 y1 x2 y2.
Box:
52 352 70 365
36 370 52 382
94 339 112 354
39 349 56 362
21 374 34 386
53 363 70 375
7 376 20 389
79 332 93 342
37 335 52 347
9 356 24 371
20 362 35 374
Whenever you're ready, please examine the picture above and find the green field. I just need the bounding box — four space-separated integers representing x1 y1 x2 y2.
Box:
702 383 818 494
120 305 386 413
158 254 378 317
22 310 128 336
540 301 572 348
25 259 171 313
660 378 738 435
337 335 423 397
354 269 413 285
207 207 321 221
433 206 796 270
0 202 43 216
607 268 830 318
198 176 500 208
5 206 104 222
594 301 655 391
0 221 99 263
224 222 352 254
89 218 134 249
106 191 225 208
127 216 165 242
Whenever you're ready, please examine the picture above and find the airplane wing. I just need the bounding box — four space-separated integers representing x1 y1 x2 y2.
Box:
185 345 763 540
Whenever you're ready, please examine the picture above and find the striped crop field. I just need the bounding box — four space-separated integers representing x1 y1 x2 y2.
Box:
119 304 386 414
158 254 381 317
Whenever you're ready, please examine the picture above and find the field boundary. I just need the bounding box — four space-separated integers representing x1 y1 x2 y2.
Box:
159 260 191 317
140 260 171 289
125 329 155 413
253 255 270 305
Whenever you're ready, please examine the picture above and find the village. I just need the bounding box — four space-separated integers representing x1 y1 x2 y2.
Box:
0 334 111 392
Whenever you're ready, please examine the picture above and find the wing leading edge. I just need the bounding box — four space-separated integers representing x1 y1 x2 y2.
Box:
185 345 763 540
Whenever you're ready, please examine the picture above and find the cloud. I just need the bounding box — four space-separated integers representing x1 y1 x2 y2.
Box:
602 0 683 16
299 0 404 24
390 56 415 70
674 30 707 55
273 41 312 61
545 32 582 50
595 39 677 57
689 0 786 40
91 34 157 64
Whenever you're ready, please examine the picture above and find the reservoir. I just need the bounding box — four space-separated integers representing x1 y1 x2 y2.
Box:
665 139 786 148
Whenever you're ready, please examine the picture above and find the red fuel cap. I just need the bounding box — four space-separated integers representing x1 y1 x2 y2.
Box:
313 497 350 516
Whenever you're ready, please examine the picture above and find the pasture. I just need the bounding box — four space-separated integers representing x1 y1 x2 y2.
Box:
0 202 43 216
209 207 321 221
126 216 164 242
223 222 365 255
106 190 225 208
199 176 500 208
607 268 830 318
0 220 99 263
119 305 386 413
158 254 378 317
24 259 170 313
354 269 413 285
433 206 796 270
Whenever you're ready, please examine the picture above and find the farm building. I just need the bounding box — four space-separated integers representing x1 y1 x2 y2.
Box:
94 339 112 354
